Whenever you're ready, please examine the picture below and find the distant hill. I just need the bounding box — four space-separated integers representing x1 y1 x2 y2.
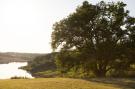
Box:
0 52 44 63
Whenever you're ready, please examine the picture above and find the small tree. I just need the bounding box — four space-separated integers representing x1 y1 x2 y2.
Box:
51 1 135 77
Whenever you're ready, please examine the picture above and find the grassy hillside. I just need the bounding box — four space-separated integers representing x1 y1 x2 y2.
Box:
0 78 134 89
0 52 43 63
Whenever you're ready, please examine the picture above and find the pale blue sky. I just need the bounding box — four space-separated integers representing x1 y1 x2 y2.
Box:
0 0 134 53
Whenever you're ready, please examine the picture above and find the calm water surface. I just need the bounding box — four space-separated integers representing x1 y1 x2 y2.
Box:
0 62 33 79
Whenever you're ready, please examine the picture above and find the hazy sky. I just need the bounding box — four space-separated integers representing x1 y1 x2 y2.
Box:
0 0 134 53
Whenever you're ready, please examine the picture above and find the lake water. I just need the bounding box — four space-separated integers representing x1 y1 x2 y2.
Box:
0 62 33 79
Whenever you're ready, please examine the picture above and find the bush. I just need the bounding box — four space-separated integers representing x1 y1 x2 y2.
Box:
10 76 29 79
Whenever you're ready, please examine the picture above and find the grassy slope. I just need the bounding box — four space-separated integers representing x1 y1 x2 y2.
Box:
0 78 133 89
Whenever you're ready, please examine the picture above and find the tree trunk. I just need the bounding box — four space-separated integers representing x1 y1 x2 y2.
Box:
94 69 106 77
94 64 107 77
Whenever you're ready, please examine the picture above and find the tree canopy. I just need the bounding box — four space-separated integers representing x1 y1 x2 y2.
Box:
51 1 135 77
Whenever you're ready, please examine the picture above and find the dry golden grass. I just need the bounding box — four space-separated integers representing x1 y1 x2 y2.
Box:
0 78 133 89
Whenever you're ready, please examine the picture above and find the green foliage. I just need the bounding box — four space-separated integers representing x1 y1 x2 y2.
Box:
51 1 135 77
55 51 81 73
23 53 57 77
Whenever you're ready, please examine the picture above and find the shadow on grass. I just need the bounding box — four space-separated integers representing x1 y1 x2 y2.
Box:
84 78 135 89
